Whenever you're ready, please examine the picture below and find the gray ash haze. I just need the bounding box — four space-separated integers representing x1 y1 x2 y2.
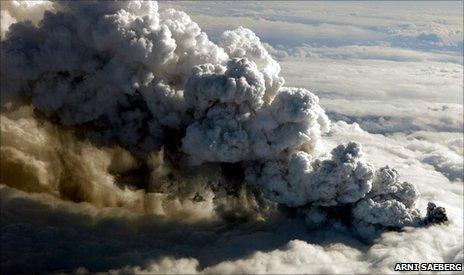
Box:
0 1 462 274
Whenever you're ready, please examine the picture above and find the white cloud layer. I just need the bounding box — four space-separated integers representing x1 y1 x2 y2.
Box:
0 1 462 274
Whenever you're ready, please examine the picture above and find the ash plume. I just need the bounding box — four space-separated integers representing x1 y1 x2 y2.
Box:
0 0 446 242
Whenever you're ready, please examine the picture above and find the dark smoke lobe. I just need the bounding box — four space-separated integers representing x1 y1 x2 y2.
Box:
0 0 449 273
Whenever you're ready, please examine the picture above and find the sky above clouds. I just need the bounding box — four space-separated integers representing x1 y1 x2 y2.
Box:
0 1 462 274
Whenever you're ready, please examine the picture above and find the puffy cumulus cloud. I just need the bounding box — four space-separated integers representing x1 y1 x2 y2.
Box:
0 1 456 273
352 166 422 229
2 1 176 153
112 240 369 274
0 0 445 236
246 143 374 208
2 161 460 274
324 121 462 206
245 138 436 235
1 0 285 158
158 8 228 83
183 81 329 164
324 121 462 187
219 27 284 102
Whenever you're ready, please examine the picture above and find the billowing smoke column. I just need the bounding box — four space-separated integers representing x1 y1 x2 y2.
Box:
0 0 446 236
